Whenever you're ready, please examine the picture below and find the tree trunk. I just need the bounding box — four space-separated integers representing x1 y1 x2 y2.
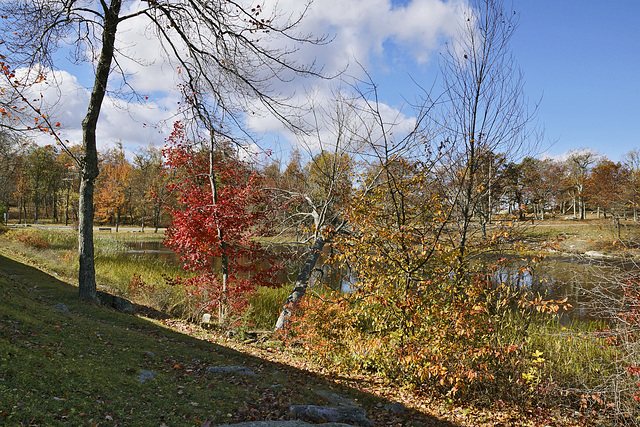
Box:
115 210 120 233
77 0 121 301
78 177 97 300
218 231 228 325
33 188 39 223
274 235 326 331
209 136 229 325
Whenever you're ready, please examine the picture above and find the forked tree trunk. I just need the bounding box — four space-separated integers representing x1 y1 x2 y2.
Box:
274 235 325 331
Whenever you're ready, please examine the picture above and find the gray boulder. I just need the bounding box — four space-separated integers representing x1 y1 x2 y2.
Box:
206 366 255 376
97 291 135 314
290 405 372 426
53 303 69 313
216 422 350 427
137 370 155 383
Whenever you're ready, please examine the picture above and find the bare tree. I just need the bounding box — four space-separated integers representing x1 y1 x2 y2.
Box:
424 0 538 263
623 148 640 222
566 149 598 220
0 0 324 301
273 92 359 330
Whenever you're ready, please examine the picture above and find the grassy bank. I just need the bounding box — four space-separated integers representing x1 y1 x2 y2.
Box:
3 251 440 426
0 227 188 314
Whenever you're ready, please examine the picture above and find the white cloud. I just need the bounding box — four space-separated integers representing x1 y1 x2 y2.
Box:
9 68 176 157
540 147 603 163
240 0 464 151
8 0 467 158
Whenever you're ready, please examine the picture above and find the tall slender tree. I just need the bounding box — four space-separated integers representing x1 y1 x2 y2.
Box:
0 0 323 301
424 0 538 263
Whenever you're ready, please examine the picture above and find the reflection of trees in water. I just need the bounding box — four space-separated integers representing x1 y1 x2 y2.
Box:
488 256 639 321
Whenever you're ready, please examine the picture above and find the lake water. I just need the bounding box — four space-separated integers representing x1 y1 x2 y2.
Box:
126 240 180 263
125 240 637 320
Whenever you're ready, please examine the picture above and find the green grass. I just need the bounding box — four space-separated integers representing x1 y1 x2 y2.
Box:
246 286 293 330
0 228 187 315
0 253 248 425
526 316 616 391
0 252 348 426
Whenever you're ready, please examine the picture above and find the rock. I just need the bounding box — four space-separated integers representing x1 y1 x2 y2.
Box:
584 251 611 259
144 351 156 359
113 295 135 314
97 291 135 314
290 405 372 426
384 402 406 414
202 313 212 323
53 303 69 313
206 366 255 376
137 370 155 383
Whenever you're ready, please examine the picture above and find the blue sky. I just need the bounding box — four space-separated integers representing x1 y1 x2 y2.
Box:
501 1 639 161
10 0 639 163
368 0 640 162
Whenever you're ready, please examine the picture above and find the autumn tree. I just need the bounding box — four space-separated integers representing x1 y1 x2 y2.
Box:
132 144 168 232
519 157 562 220
0 130 21 214
163 122 281 325
22 144 64 223
57 146 82 227
585 158 627 219
0 0 323 301
284 0 550 397
94 143 132 232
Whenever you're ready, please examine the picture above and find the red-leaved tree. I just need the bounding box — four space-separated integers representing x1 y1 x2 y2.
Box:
162 122 282 325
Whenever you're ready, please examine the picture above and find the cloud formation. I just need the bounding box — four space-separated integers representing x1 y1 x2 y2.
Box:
20 0 465 157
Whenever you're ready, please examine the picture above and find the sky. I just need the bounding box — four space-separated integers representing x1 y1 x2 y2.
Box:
510 1 640 161
5 0 639 163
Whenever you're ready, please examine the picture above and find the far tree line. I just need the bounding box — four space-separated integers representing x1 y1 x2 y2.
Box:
1 132 639 230
0 136 167 231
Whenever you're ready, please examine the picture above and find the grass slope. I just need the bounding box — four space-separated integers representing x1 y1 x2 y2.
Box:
0 253 457 426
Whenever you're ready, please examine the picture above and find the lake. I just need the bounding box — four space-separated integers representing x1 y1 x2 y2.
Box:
125 240 637 320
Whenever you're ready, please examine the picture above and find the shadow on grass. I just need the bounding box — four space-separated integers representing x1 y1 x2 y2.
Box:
0 253 458 426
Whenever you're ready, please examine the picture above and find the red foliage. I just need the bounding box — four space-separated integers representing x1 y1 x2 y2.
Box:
162 122 283 322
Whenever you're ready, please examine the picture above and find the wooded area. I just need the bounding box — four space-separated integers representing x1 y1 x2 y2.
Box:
1 132 638 231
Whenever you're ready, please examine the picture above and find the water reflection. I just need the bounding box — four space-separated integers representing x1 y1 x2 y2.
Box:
126 241 180 263
124 240 638 320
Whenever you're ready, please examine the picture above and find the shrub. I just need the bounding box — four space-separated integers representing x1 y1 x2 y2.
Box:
16 232 49 250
